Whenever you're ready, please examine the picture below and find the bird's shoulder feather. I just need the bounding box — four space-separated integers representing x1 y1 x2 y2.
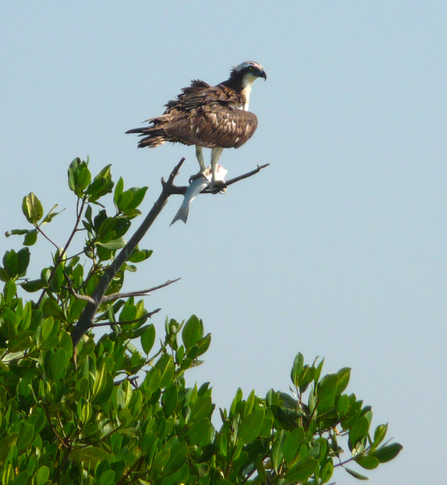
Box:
165 80 245 112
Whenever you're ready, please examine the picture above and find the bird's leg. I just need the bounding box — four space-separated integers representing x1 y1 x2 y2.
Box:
190 146 207 182
210 147 224 191
196 146 206 171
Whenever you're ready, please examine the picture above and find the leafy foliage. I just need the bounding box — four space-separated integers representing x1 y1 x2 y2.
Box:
0 158 402 484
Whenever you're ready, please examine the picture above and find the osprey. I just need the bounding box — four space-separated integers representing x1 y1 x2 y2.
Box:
126 61 266 189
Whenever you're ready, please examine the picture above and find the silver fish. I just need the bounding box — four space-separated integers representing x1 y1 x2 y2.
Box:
170 165 228 225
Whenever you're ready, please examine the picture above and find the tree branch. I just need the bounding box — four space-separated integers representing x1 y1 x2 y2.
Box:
92 308 161 327
71 158 185 347
100 278 180 304
70 158 268 347
166 163 270 195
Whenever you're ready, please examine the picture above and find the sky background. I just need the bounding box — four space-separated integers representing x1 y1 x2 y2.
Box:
1 1 446 483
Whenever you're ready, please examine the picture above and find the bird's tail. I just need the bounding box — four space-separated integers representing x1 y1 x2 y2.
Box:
125 123 168 148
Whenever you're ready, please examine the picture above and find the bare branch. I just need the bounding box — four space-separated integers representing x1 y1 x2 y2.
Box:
37 197 87 308
167 162 270 195
92 308 161 327
224 163 270 188
70 157 267 347
100 278 181 304
71 160 186 347
62 272 96 304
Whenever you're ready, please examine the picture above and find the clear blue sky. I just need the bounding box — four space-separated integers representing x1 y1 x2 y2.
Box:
1 2 446 483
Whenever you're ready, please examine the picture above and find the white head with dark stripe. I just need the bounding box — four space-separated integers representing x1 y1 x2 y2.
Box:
225 61 267 110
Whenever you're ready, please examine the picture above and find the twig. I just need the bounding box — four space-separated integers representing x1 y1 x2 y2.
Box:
92 308 161 327
165 163 270 195
100 278 180 304
224 163 270 188
114 375 140 388
37 197 87 308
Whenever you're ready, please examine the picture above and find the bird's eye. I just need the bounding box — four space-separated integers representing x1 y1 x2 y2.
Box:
249 66 254 71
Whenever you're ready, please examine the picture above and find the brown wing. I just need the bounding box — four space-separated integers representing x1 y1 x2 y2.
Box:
165 81 245 112
130 81 257 148
195 105 258 148
159 105 258 149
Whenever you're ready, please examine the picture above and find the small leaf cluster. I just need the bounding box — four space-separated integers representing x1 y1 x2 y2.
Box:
3 158 151 298
209 353 402 485
0 158 402 484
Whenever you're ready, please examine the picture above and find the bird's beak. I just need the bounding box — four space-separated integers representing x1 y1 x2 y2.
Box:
260 70 267 81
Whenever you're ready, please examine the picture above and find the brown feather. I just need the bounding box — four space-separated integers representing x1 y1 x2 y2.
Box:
126 79 258 149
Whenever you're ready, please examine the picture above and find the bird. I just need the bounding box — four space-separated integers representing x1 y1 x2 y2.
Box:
126 61 266 190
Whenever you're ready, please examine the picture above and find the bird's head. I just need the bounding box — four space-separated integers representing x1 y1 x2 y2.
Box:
231 61 267 86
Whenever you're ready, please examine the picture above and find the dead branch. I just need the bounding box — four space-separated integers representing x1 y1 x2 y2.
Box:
70 157 268 347
100 278 181 304
163 162 270 195
71 159 185 347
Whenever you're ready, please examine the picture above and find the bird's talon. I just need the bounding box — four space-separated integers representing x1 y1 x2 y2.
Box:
210 180 227 194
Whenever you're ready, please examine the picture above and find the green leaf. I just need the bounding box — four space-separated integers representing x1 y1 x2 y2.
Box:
126 186 148 210
283 427 305 466
336 367 351 395
68 158 92 196
59 329 73 359
320 461 334 483
371 423 388 450
127 248 153 263
86 164 114 202
190 395 213 422
4 277 17 301
17 422 34 450
196 333 212 357
21 278 47 292
92 363 107 398
114 176 124 207
345 467 369 480
163 385 178 416
141 324 156 354
8 330 34 352
238 408 265 444
10 471 29 485
97 469 115 485
2 248 30 279
152 448 170 475
271 429 286 472
71 446 113 463
317 373 338 411
182 315 203 351
0 433 19 461
370 443 403 463
337 394 350 417
96 237 127 250
290 352 304 387
284 457 319 483
41 316 55 342
158 355 175 388
164 440 188 474
0 307 18 339
35 466 50 485
348 415 370 449
22 193 44 224
355 454 380 470
94 373 114 406
23 229 38 246
49 348 67 381
187 418 212 446
41 203 62 224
